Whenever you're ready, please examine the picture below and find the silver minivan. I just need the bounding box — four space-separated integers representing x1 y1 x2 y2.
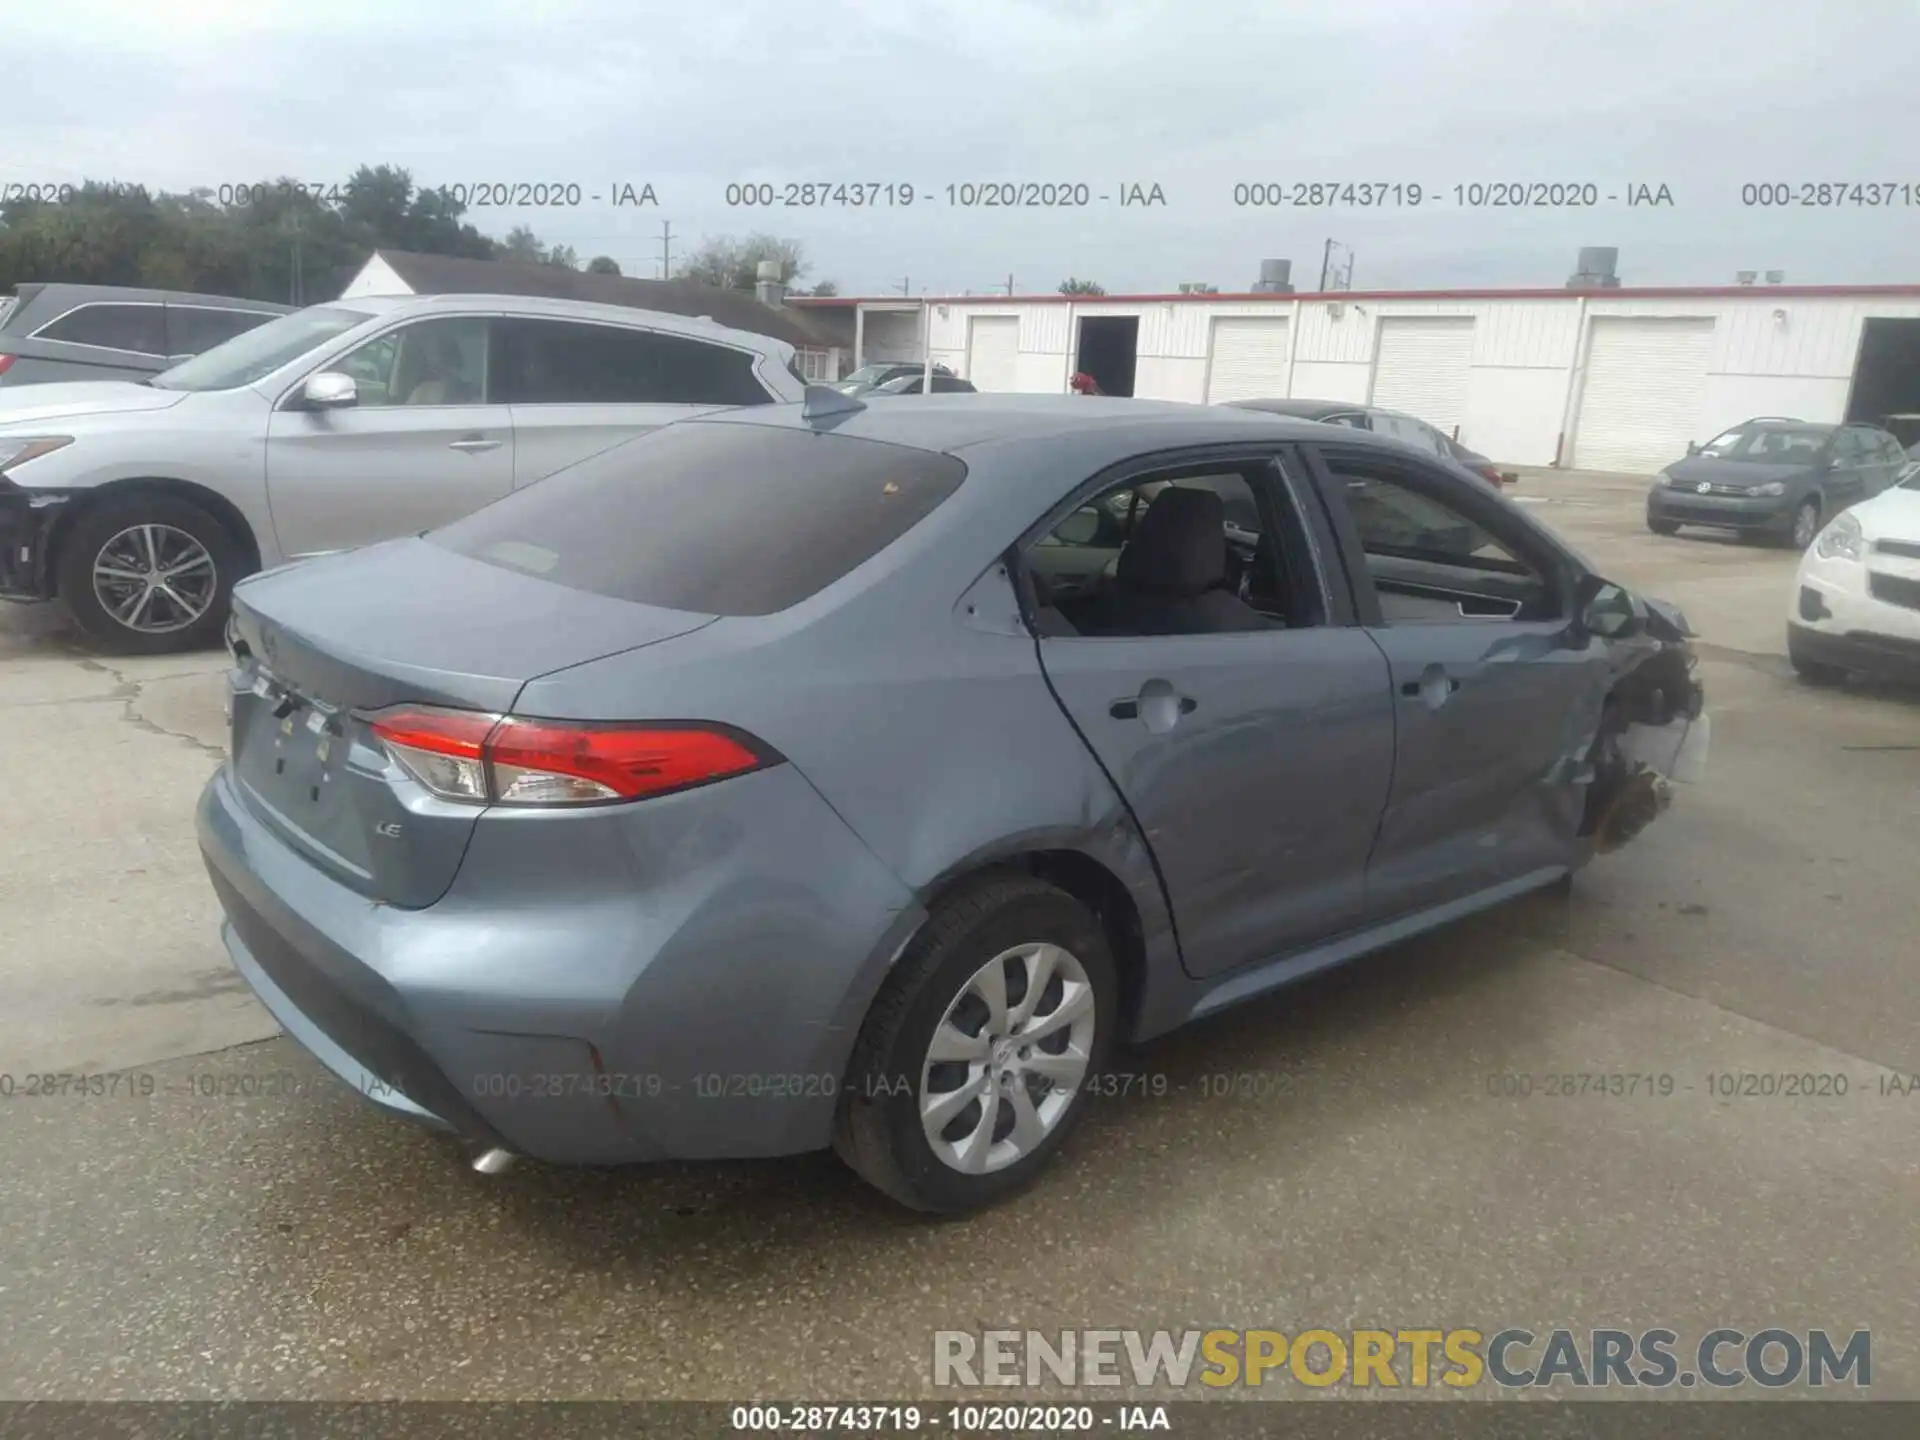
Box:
0 293 806 653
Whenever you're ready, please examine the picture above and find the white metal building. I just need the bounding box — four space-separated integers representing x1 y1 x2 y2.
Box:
795 287 1920 471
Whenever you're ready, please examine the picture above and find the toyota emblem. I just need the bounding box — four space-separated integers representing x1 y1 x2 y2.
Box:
1696 481 1712 493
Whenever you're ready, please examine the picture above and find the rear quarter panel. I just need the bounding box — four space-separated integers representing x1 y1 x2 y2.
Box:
509 436 1182 1040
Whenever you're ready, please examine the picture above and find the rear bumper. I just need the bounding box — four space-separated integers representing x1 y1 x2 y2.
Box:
1790 547 1920 680
1646 487 1795 532
197 761 923 1165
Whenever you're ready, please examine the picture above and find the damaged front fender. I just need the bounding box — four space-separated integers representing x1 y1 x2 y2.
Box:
0 484 72 602
1575 592 1708 853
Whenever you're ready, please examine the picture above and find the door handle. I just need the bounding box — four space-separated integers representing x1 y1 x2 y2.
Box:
1111 682 1197 732
448 436 502 453
1401 665 1462 709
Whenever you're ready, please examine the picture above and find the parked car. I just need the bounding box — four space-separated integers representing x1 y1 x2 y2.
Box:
1224 397 1514 488
198 392 1706 1214
0 283 290 388
0 293 804 654
1647 418 1908 550
872 372 977 395
834 361 956 396
1788 462 1920 684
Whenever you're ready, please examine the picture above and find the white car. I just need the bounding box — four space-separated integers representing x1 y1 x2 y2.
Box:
0 293 805 654
1788 463 1920 684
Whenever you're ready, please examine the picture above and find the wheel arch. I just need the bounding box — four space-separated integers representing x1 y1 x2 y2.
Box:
914 847 1153 1041
46 477 263 576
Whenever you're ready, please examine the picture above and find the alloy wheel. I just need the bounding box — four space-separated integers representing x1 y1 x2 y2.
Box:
919 941 1096 1174
91 524 219 634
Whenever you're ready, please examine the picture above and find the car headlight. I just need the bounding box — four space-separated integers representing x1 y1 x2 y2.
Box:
0 435 74 472
1753 481 1787 497
1813 511 1864 561
1652 472 1672 488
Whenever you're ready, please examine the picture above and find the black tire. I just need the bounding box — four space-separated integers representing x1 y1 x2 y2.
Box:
1783 497 1822 552
833 873 1119 1214
56 494 242 655
1647 518 1680 536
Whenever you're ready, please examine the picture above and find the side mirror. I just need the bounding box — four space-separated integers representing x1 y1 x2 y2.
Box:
301 372 358 410
1054 506 1102 546
1576 577 1644 641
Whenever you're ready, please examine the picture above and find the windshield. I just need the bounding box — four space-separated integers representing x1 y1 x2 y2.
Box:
1696 424 1830 463
149 306 373 391
839 365 899 388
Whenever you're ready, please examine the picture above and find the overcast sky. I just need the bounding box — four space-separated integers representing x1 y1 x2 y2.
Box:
9 0 1917 296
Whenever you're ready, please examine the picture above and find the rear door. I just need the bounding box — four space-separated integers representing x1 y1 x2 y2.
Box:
496 317 775 487
1305 441 1612 921
263 315 514 556
1025 449 1396 978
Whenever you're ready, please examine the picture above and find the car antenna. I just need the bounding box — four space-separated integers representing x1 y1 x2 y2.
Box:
801 384 866 424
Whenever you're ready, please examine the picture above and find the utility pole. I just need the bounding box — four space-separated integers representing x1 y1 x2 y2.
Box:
1318 238 1333 293
289 213 304 306
1006 273 1015 296
658 220 676 280
897 276 911 296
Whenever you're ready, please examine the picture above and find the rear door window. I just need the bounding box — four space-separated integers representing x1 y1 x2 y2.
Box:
165 306 279 355
34 302 168 355
492 318 771 406
429 420 967 615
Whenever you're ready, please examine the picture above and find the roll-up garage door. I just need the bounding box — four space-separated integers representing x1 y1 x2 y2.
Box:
1368 317 1474 435
965 316 1021 392
1204 317 1291 403
1573 318 1715 473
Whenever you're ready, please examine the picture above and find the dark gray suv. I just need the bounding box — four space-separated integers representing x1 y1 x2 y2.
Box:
1647 418 1908 549
0 284 290 387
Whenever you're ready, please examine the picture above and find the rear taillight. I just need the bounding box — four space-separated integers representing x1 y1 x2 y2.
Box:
367 706 775 807
1479 465 1507 488
0 355 15 376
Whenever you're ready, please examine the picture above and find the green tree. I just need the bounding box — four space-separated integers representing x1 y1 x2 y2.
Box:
545 244 580 270
1058 277 1106 295
0 165 537 302
681 233 809 291
586 255 621 275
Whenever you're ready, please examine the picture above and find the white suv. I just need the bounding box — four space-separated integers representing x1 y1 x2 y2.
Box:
0 293 805 653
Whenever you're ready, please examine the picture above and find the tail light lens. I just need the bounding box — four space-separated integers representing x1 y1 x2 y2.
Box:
1478 465 1506 488
0 355 15 376
367 706 776 807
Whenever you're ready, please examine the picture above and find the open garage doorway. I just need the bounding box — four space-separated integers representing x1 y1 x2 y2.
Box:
1846 318 1920 447
1075 315 1138 397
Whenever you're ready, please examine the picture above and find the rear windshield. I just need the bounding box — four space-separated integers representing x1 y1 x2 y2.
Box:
429 420 968 615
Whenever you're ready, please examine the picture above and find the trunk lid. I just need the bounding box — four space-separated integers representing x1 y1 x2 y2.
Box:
226 537 716 908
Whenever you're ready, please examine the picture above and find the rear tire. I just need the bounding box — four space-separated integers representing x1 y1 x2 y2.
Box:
56 495 241 655
1647 518 1680 536
833 874 1118 1214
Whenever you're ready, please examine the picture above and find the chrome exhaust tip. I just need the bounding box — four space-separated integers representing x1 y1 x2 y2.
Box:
470 1146 519 1175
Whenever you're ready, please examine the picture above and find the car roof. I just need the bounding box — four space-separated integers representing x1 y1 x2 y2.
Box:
2 283 294 329
333 292 793 354
1225 397 1366 420
700 392 1366 458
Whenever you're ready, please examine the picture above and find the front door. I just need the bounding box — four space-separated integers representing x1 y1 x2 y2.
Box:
1026 456 1395 979
265 316 513 556
1309 446 1614 921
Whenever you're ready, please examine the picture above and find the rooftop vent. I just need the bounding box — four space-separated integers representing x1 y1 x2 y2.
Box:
1736 270 1758 286
1765 270 1786 285
755 259 787 307
1567 247 1621 289
1250 258 1293 294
